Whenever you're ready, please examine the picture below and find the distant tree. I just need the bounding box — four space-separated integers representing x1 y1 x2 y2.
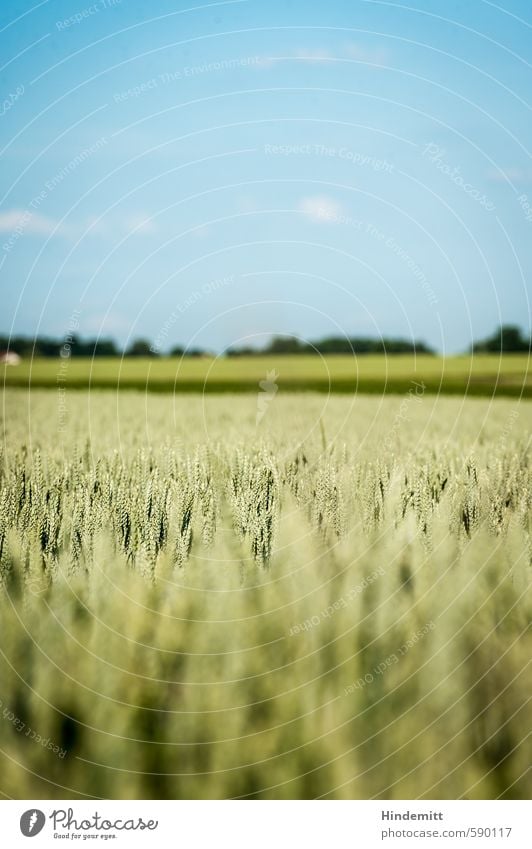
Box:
313 337 354 354
91 338 119 357
1 334 121 357
126 339 157 357
226 335 434 356
312 337 433 354
380 338 434 354
65 334 82 354
0 336 53 357
185 348 207 357
265 336 310 354
34 336 61 357
169 345 207 357
497 325 529 352
70 337 119 357
472 324 530 353
226 345 262 357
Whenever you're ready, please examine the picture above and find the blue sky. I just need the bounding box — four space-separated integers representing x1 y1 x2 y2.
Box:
1 0 531 353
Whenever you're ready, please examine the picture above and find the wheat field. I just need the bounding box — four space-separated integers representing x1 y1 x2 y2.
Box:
0 388 530 799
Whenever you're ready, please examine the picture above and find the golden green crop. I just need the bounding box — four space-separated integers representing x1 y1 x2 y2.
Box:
0 389 530 799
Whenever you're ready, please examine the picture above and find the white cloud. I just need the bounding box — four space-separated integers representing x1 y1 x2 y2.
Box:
344 42 389 65
83 215 108 236
124 214 157 235
0 208 59 235
298 195 345 222
0 209 159 245
294 47 333 64
191 224 211 239
236 195 260 213
253 56 278 69
81 213 158 238
487 168 532 183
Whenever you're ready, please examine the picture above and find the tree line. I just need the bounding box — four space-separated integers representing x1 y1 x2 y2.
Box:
0 325 529 358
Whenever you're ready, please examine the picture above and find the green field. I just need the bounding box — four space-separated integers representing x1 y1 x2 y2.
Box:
1 389 531 799
2 353 531 396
